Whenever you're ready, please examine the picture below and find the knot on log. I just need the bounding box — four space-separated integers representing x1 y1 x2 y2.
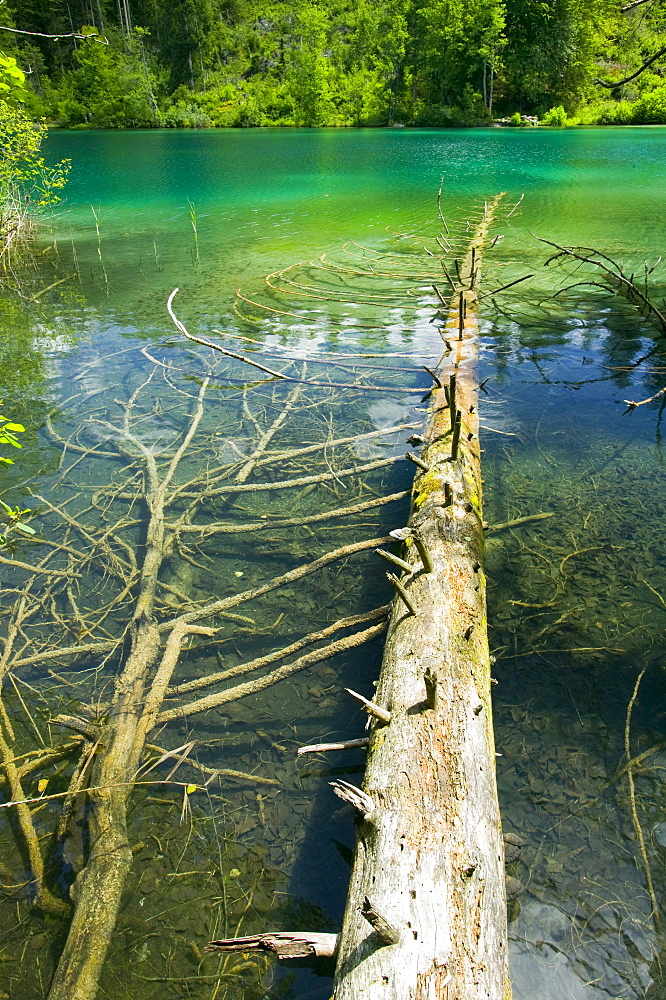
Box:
360 896 400 946
424 667 438 710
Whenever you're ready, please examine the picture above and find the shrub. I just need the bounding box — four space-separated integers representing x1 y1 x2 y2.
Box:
0 66 70 263
47 29 157 128
157 102 213 128
541 105 567 126
631 85 666 125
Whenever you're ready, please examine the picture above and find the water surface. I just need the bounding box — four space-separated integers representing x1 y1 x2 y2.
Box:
1 127 666 999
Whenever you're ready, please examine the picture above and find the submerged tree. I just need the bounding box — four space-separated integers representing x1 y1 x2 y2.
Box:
0 210 496 998
0 338 417 997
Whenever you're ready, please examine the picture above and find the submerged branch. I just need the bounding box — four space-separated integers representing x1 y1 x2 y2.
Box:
157 620 387 723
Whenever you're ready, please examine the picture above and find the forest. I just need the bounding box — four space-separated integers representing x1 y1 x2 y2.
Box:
1 0 666 128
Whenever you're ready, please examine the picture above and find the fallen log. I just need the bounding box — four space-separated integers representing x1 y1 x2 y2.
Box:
204 198 512 997
330 194 510 1000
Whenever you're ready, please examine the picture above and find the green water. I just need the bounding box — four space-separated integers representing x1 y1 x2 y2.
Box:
2 127 666 1000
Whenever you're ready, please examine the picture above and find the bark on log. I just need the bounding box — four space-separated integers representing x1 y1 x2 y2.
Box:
331 195 511 1000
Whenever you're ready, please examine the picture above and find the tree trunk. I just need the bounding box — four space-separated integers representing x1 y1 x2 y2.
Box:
47 617 162 1000
331 195 510 1000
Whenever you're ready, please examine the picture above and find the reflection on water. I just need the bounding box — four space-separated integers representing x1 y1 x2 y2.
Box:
1 129 666 999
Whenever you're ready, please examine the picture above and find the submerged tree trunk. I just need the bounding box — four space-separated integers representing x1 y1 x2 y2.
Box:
331 195 510 1000
47 618 161 1000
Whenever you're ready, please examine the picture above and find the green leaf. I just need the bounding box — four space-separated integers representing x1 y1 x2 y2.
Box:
2 422 25 433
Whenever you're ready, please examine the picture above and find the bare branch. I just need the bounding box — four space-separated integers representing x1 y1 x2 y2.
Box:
0 24 108 42
157 621 387 723
621 0 658 12
595 45 666 87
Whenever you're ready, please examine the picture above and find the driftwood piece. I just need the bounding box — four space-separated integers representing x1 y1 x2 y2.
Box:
331 196 511 1000
206 931 338 959
297 738 370 755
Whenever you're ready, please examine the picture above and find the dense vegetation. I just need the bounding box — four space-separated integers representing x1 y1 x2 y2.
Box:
1 0 666 128
0 53 68 258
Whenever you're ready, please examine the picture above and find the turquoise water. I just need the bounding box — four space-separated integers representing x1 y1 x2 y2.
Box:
1 127 666 999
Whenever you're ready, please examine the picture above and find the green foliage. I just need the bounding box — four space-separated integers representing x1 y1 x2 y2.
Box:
630 84 666 125
0 57 70 264
0 103 69 208
2 0 665 126
502 0 617 111
0 405 34 546
541 104 568 126
0 408 25 463
0 499 35 546
0 54 26 101
46 28 158 127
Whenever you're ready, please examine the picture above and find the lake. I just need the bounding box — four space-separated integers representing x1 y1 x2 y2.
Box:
1 126 666 1000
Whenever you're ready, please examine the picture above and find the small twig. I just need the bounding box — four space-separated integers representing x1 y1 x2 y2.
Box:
487 512 554 533
440 263 456 291
386 571 417 616
450 410 462 461
345 688 391 724
411 529 434 574
432 285 449 307
479 274 535 300
375 548 413 574
436 179 449 234
158 622 388 723
623 385 666 410
624 667 660 927
168 290 288 380
0 24 108 41
596 45 666 88
405 451 430 472
206 932 338 959
506 194 524 219
641 579 666 608
422 365 442 388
